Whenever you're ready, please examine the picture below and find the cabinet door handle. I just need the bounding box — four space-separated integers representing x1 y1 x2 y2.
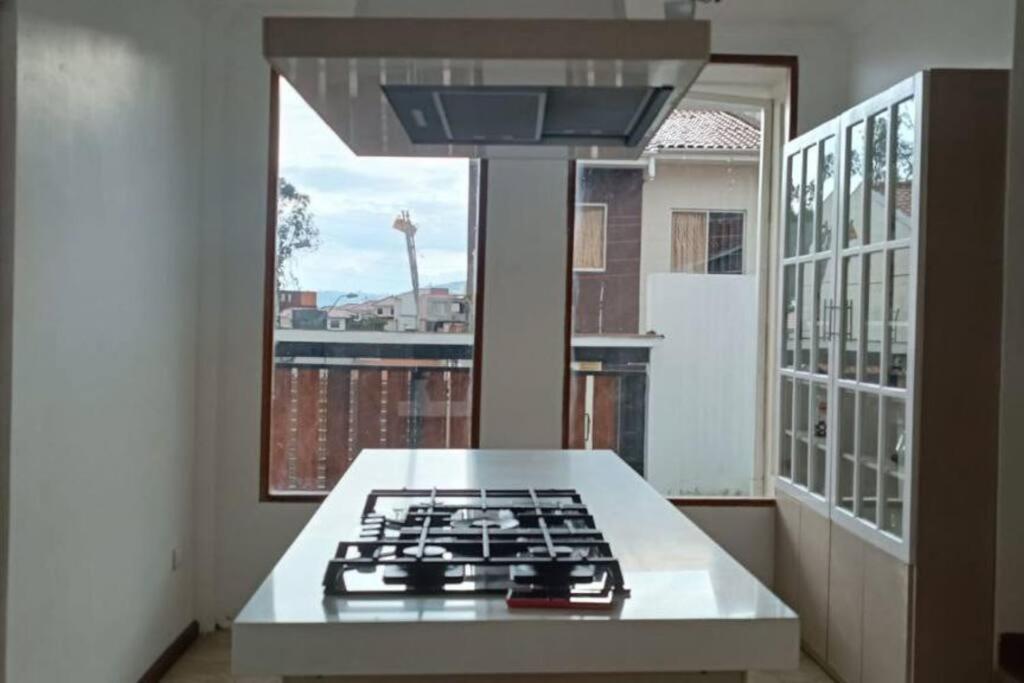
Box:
825 298 834 341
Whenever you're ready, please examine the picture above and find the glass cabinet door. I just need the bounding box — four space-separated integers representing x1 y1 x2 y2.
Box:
828 88 917 549
809 382 829 496
880 397 907 535
777 130 838 505
778 78 918 558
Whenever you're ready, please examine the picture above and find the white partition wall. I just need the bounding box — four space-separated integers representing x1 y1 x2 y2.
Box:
478 160 570 449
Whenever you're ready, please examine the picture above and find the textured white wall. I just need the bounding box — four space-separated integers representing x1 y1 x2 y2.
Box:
847 0 1015 103
5 0 204 680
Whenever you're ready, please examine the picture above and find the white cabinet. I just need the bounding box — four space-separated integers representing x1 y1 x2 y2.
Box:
774 69 1008 682
777 76 918 561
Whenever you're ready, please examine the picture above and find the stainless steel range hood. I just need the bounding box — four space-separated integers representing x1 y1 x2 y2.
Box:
264 17 710 159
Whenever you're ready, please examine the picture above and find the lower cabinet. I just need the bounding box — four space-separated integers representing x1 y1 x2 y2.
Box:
775 490 909 683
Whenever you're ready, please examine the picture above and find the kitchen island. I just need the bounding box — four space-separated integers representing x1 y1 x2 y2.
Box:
233 449 798 681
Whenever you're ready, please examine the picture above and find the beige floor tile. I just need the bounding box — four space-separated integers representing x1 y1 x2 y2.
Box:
164 631 837 682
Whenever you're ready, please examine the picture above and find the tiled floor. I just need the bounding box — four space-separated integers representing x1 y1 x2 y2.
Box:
163 630 837 682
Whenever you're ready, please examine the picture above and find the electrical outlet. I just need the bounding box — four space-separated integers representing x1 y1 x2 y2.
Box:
172 547 180 572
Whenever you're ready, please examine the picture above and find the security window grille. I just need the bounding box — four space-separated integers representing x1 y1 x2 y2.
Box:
671 210 745 274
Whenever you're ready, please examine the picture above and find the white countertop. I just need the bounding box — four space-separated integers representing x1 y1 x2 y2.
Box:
233 449 798 677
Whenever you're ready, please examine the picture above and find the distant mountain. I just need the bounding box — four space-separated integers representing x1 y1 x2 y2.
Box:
316 281 466 308
316 291 384 308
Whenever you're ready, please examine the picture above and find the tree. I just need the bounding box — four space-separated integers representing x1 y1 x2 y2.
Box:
276 178 320 290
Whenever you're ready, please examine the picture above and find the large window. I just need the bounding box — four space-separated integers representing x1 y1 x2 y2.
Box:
263 75 481 497
568 98 769 497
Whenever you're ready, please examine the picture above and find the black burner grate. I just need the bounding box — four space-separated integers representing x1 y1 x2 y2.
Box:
323 488 629 607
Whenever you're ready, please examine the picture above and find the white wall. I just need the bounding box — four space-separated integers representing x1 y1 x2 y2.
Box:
639 159 760 330
0 2 15 677
997 0 1024 640
5 0 204 680
680 505 775 588
646 274 759 496
195 2 322 628
847 0 1016 104
710 22 852 135
478 160 569 449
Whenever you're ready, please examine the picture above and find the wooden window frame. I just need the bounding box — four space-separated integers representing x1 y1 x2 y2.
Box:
259 53 797 502
670 208 747 275
561 52 798 494
259 70 488 502
572 202 609 272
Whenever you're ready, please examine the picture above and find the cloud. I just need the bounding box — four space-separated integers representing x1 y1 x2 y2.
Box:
278 80 473 295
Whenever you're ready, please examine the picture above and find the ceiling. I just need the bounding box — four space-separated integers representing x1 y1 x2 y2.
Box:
231 0 865 28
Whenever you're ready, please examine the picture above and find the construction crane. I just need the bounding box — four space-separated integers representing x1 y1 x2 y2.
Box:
392 210 421 330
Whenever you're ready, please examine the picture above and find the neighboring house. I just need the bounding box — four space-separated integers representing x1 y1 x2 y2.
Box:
321 288 470 332
278 289 317 311
573 109 762 335
571 108 764 494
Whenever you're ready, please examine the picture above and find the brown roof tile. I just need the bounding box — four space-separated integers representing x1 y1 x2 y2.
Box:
648 109 761 152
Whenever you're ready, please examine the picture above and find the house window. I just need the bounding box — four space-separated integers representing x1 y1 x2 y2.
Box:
671 210 745 274
573 203 607 271
262 74 482 498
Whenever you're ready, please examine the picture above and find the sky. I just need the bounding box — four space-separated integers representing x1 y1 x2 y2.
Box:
278 80 471 296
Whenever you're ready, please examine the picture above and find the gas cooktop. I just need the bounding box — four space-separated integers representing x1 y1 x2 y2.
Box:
322 488 629 609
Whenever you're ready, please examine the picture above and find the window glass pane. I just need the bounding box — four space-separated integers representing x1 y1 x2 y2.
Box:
269 78 478 494
574 204 607 270
864 251 885 384
814 259 833 375
881 397 907 537
671 211 708 273
841 256 862 380
837 388 856 512
786 152 801 257
866 111 889 245
887 248 911 388
858 392 879 524
575 102 764 496
818 136 836 252
798 262 814 371
794 380 810 486
800 144 817 255
846 122 865 248
810 383 828 496
894 98 915 240
708 211 744 274
782 265 796 368
780 377 794 479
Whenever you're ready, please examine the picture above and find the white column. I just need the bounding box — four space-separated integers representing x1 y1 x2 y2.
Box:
477 159 570 449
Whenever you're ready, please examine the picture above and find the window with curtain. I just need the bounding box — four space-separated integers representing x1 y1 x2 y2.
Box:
573 204 607 271
671 210 745 274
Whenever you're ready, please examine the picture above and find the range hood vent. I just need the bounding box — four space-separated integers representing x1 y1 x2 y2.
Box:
384 85 674 147
264 17 710 160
